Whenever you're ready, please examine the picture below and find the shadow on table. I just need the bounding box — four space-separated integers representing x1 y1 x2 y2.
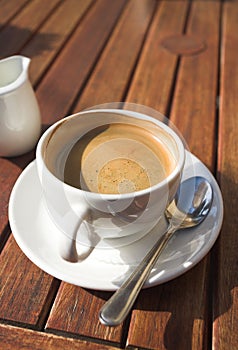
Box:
0 25 59 59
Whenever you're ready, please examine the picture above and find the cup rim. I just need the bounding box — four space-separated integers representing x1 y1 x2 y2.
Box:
36 109 185 199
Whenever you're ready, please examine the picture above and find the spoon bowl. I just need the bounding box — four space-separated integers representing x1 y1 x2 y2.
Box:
166 176 213 228
99 176 213 326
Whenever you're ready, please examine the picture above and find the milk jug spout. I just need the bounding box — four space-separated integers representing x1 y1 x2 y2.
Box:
0 55 41 157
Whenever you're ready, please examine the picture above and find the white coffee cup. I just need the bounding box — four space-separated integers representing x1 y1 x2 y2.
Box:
36 109 185 260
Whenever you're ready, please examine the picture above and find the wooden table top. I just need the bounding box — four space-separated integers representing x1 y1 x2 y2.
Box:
0 0 237 349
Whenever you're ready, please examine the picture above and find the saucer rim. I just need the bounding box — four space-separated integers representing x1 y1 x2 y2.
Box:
8 151 224 291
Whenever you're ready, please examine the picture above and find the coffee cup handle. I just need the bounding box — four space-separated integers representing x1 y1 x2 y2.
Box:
58 207 89 262
59 234 79 262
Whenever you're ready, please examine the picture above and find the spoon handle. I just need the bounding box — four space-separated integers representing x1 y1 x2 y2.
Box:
99 225 176 326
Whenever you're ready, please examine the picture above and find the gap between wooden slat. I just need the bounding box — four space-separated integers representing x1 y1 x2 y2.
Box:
0 224 11 255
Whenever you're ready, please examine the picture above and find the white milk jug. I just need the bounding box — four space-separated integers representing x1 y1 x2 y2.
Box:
0 55 41 157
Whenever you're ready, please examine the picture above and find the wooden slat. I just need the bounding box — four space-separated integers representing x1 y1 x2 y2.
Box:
0 236 57 328
126 0 189 115
73 0 158 111
0 324 119 350
46 284 123 345
36 0 127 125
213 0 238 349
0 0 61 58
126 1 221 349
22 0 93 86
169 0 221 169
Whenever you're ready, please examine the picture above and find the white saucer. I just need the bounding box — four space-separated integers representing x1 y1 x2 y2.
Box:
9 152 223 291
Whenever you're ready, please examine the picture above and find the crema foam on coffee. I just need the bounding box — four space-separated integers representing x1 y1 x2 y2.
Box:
64 123 176 194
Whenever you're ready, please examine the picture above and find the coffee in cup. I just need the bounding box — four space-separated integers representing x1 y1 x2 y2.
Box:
64 122 177 194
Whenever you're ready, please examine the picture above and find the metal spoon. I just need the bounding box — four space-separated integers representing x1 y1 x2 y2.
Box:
99 176 213 326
